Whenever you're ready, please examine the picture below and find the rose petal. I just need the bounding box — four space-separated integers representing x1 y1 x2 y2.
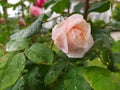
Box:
54 30 68 53
67 48 86 58
52 14 85 40
67 36 94 58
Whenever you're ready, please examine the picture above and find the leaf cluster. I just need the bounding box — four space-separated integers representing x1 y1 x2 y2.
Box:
0 0 120 90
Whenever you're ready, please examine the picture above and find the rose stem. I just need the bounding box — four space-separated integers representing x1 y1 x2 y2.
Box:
51 41 54 49
83 0 89 20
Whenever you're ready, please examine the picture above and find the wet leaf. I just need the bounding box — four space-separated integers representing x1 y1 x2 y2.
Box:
83 66 120 90
6 15 44 52
44 61 66 85
24 67 41 90
25 43 54 65
6 77 25 90
51 0 70 13
89 0 110 12
6 38 29 52
0 53 26 89
64 67 91 90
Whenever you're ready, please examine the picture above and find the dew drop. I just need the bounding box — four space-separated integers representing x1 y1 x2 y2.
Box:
74 86 77 90
21 61 24 64
2 80 4 83
49 71 54 76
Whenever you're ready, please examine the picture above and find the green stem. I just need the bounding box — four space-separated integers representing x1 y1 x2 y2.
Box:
43 15 62 23
94 50 107 65
50 41 54 50
3 0 8 18
21 0 25 18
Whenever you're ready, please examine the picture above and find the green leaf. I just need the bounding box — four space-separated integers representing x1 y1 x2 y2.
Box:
92 38 103 52
0 48 4 58
25 43 54 65
44 0 55 9
89 0 110 13
51 0 70 13
110 22 120 31
53 77 65 90
102 46 118 72
0 31 9 43
43 11 53 22
83 66 120 90
0 53 26 90
112 4 120 21
113 52 120 63
6 15 44 52
23 64 49 90
102 46 114 64
112 41 120 64
10 15 43 40
64 67 91 90
114 73 120 81
92 20 106 29
87 58 106 68
73 2 84 13
6 77 25 90
112 40 120 52
92 29 114 48
24 67 41 90
6 38 29 52
44 61 66 85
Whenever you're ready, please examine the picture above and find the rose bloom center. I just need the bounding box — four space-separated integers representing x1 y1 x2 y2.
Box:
67 26 85 50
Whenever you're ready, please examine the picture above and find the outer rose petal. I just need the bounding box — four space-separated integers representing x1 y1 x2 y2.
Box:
52 14 94 58
54 30 68 53
30 6 42 17
67 35 94 58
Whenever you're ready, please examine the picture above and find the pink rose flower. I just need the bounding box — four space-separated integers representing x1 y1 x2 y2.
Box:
19 18 26 26
52 14 94 58
35 0 46 8
0 17 5 24
30 6 43 17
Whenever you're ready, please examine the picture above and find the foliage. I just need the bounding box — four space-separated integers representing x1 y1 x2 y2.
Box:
112 3 120 21
0 0 120 90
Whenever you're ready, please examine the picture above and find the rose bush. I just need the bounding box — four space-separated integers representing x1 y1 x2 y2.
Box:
0 0 120 90
52 14 94 58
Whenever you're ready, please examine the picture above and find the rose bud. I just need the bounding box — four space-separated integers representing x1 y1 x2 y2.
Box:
19 18 26 26
30 6 43 17
35 0 46 8
52 14 94 58
0 17 5 24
